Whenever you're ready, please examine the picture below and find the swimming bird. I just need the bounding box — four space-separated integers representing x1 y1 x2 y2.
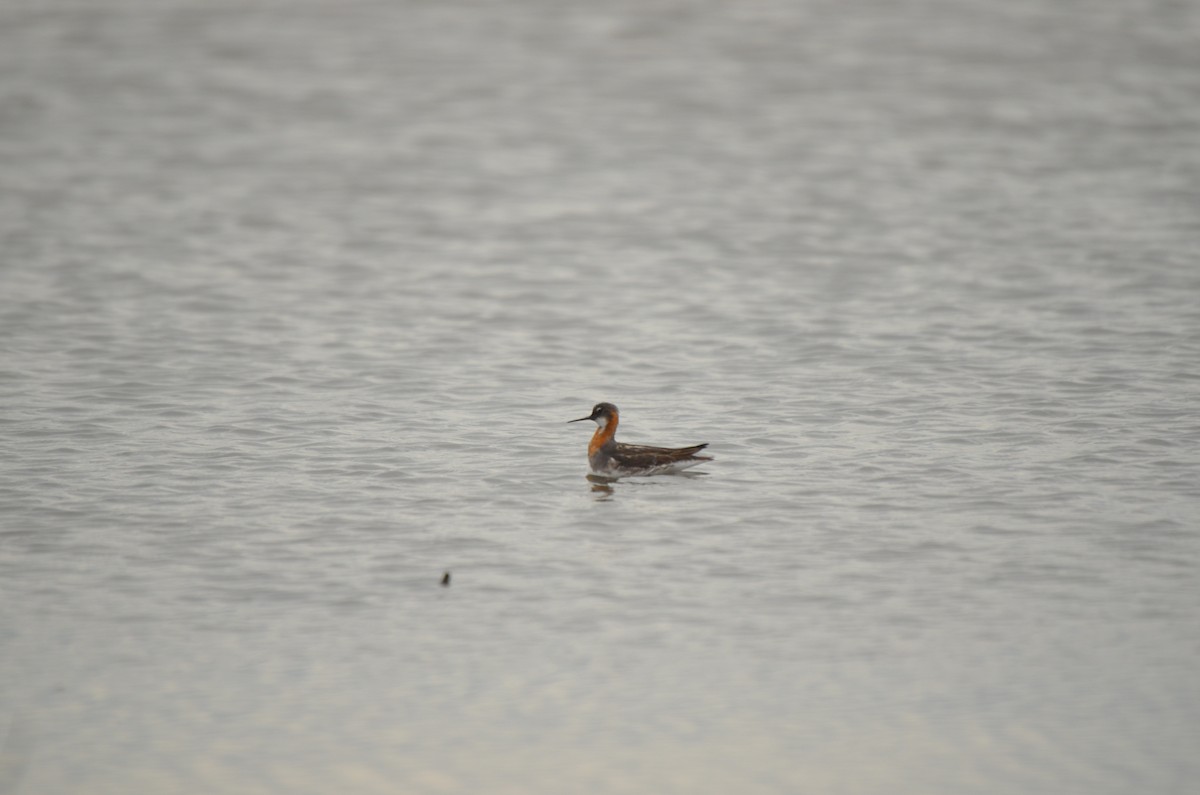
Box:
568 402 713 476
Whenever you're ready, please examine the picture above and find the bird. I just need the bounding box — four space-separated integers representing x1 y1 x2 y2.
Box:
567 402 713 476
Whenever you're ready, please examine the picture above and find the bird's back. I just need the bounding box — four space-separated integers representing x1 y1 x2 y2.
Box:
605 441 712 474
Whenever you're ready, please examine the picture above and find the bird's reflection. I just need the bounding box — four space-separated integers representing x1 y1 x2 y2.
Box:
586 473 617 500
585 471 707 501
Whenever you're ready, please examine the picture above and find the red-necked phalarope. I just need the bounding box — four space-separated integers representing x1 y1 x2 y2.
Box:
568 402 713 476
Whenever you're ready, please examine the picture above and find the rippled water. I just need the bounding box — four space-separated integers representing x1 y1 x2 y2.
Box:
3 1 1199 793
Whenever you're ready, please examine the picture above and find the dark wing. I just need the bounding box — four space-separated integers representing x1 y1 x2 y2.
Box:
612 442 712 467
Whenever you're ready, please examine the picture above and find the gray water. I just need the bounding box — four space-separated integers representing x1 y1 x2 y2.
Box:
3 1 1199 793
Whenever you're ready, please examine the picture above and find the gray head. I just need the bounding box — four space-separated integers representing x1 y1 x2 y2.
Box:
567 402 619 428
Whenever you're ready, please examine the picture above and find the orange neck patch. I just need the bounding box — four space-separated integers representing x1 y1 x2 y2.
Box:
588 418 617 456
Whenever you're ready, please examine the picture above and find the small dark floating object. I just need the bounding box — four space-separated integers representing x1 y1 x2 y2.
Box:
441 572 450 586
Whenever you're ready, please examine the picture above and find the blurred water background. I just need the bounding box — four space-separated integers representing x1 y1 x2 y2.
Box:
2 0 1199 793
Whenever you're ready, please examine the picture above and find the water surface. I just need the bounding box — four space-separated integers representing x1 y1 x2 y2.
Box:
2 1 1199 793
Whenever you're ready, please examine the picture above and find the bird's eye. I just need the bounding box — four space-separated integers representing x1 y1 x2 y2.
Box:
594 405 603 414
